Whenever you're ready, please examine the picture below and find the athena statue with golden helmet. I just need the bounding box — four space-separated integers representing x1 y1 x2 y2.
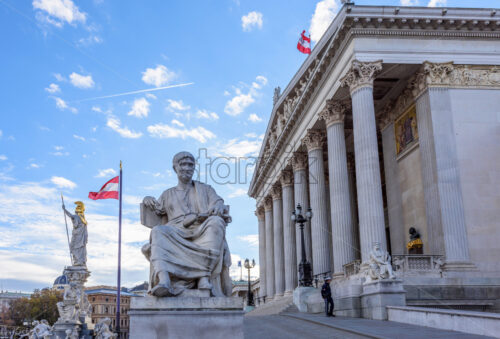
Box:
62 201 88 266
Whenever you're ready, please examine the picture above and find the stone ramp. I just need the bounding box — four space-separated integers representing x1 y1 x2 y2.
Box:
245 295 294 316
280 312 496 339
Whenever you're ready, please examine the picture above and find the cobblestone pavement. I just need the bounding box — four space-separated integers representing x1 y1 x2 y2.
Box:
243 313 495 339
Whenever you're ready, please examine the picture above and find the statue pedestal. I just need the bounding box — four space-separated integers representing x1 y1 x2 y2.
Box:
293 287 323 313
51 321 80 339
361 279 406 320
129 296 244 339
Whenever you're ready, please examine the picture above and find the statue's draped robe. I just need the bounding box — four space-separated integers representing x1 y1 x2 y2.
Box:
143 181 232 296
70 214 87 266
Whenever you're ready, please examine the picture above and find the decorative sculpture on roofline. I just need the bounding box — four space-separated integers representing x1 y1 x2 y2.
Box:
140 151 233 297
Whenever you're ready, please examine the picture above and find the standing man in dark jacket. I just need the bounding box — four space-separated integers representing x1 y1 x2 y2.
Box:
321 276 334 317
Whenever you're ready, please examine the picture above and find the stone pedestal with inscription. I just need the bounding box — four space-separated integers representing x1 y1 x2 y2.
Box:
129 293 244 339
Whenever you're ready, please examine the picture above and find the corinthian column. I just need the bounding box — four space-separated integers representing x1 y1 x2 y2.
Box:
319 100 356 276
280 170 297 295
271 185 285 297
341 60 387 263
303 129 332 276
291 152 312 269
264 196 275 299
413 62 472 268
256 206 266 299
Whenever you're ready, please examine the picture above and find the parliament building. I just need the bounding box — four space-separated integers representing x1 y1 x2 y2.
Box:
249 3 500 320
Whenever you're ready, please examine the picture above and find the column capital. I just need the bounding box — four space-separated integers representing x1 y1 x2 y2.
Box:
264 196 273 211
255 206 265 219
303 129 326 152
290 152 308 172
410 61 455 98
319 99 350 127
340 60 382 93
271 184 282 200
279 170 294 187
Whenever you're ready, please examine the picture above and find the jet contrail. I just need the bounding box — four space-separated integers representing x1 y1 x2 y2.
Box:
71 82 194 103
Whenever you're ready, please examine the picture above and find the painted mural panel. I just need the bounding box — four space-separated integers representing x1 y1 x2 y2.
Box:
394 105 418 155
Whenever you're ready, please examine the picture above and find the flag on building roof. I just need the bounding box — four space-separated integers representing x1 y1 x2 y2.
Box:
297 30 311 54
88 176 119 200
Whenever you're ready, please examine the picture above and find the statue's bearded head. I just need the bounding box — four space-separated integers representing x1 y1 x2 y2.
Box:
172 151 196 184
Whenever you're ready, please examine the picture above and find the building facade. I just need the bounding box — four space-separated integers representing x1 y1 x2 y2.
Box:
85 286 136 339
249 4 500 317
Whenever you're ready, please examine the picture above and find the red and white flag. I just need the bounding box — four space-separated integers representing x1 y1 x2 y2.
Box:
297 30 311 54
88 176 119 200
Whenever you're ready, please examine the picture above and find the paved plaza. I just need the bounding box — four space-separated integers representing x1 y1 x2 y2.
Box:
243 312 495 339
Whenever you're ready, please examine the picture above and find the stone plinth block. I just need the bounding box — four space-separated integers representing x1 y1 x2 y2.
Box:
293 287 323 314
333 278 363 318
129 296 244 339
360 279 406 320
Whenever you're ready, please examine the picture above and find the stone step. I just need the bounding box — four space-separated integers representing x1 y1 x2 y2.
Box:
245 295 294 316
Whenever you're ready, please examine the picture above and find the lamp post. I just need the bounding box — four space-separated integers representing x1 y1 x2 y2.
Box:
244 258 255 306
291 203 313 287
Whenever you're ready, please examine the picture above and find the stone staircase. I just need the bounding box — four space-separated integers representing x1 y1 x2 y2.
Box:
245 295 295 316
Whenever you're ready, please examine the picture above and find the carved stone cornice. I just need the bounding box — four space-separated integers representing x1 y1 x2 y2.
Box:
340 60 383 93
319 99 350 127
411 62 500 99
271 185 282 200
280 170 294 187
264 196 273 211
303 129 326 152
291 152 308 172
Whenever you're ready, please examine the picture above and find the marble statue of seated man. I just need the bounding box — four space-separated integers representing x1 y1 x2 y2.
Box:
94 318 117 339
141 151 233 297
366 242 396 282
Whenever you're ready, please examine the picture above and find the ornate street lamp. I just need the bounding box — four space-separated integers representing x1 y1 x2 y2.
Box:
244 258 255 306
291 203 313 287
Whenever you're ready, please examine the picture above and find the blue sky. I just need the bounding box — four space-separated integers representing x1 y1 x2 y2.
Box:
0 0 497 292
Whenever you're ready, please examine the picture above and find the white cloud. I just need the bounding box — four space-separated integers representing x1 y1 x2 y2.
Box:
171 119 185 127
51 146 69 156
50 176 77 189
229 253 259 280
54 145 64 151
128 97 150 118
73 134 85 141
106 115 143 139
224 75 267 116
29 163 41 169
45 83 60 93
53 97 77 113
167 99 190 112
147 123 216 143
427 0 446 6
196 109 219 120
146 93 157 100
248 113 262 123
142 65 176 87
54 73 66 82
77 35 103 46
91 106 102 113
32 0 87 27
223 90 230 96
219 137 262 157
400 0 419 5
229 188 248 198
241 11 263 32
237 234 258 246
69 72 94 89
0 130 2 138
95 168 117 178
0 155 7 161
309 0 339 43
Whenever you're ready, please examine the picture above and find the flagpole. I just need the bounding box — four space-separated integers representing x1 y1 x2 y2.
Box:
60 193 73 265
116 161 123 337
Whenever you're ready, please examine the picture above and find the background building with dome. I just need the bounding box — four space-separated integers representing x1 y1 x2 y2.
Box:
52 274 69 291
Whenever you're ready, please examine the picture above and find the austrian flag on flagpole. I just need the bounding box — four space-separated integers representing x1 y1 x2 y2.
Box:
297 30 311 54
88 176 119 200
